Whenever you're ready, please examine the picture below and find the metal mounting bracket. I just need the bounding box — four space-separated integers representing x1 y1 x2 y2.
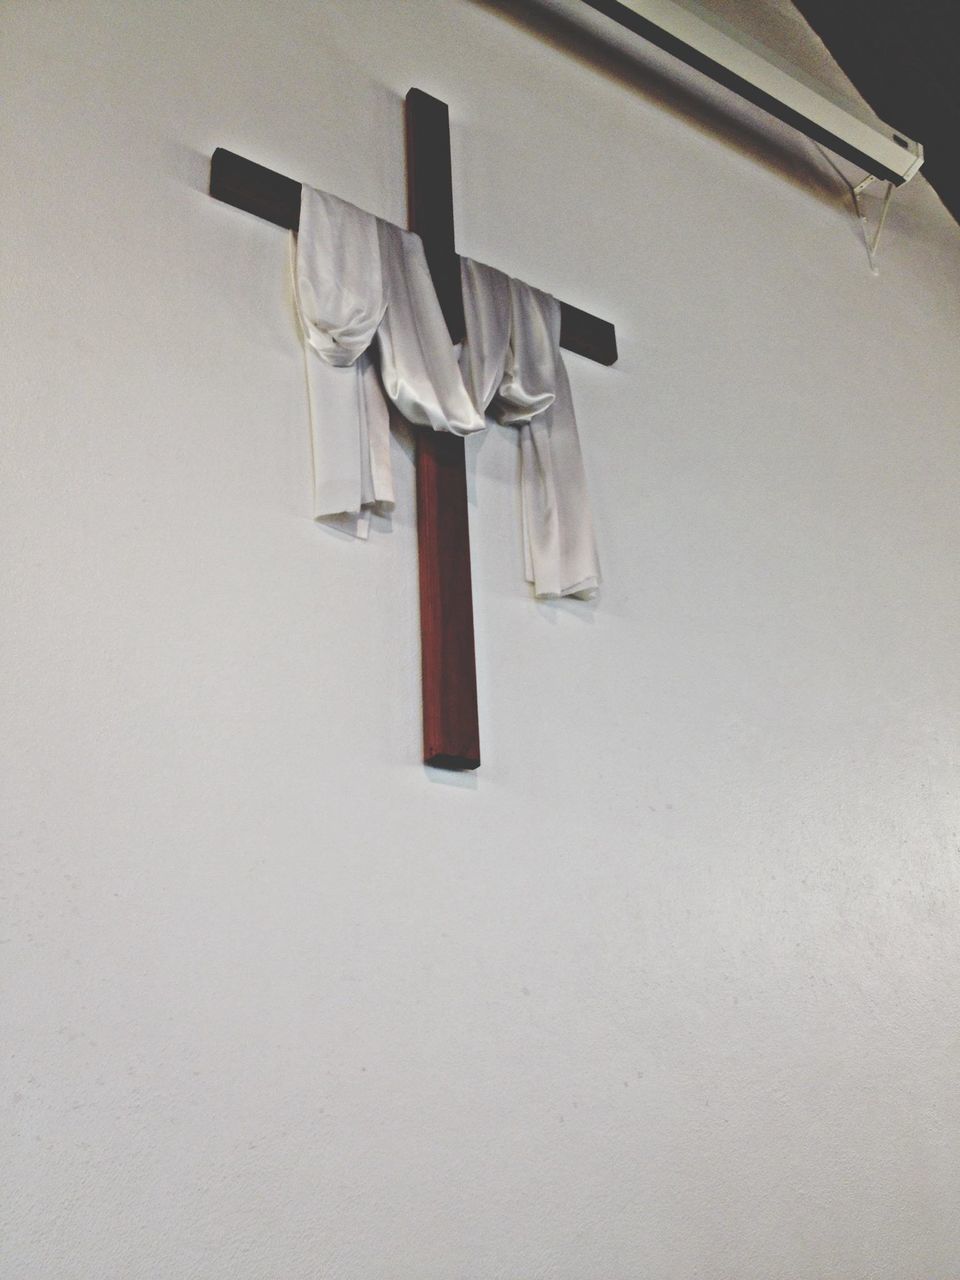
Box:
851 174 896 273
814 144 898 273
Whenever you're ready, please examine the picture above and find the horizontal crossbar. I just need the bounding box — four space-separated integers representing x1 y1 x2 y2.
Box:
209 147 618 367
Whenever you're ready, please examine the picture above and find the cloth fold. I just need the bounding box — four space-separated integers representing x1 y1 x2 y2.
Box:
460 261 601 599
292 183 600 596
293 186 392 537
376 222 486 439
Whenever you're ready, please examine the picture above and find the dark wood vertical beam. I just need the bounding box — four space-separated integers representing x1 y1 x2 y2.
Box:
405 89 481 771
413 433 480 771
405 89 466 343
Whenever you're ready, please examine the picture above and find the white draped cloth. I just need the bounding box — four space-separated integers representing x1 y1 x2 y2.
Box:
459 259 600 599
292 186 391 537
293 184 600 598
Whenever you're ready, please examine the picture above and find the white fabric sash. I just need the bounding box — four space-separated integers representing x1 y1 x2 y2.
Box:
293 186 392 537
376 222 485 439
460 260 601 599
293 184 600 597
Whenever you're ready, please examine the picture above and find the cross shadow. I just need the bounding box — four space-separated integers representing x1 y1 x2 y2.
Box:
535 592 598 625
423 763 480 789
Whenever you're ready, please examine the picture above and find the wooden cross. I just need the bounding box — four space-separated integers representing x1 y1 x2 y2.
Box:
209 88 617 771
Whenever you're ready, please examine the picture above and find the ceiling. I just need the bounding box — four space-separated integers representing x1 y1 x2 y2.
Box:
793 0 960 223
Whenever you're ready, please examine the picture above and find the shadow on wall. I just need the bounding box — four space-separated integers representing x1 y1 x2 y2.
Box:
467 0 856 209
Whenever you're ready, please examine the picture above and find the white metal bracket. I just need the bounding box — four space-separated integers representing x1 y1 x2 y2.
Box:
814 144 898 273
851 174 896 272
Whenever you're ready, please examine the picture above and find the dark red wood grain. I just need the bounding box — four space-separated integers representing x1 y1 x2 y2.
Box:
414 432 480 770
405 90 481 770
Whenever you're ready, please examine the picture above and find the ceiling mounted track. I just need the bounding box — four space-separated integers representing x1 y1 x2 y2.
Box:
577 0 924 186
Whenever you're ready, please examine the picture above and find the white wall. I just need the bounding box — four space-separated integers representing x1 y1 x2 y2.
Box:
4 2 960 1276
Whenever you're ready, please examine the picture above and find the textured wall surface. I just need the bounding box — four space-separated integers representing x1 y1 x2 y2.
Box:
3 1 960 1276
